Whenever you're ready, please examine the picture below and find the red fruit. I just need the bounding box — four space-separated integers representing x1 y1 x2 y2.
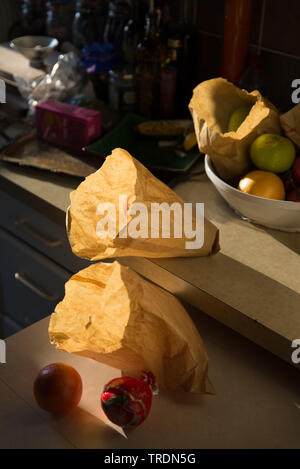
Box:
101 372 157 429
281 169 297 193
34 363 83 414
288 188 300 202
292 157 300 184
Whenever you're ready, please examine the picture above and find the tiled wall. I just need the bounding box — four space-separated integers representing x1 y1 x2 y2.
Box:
196 0 300 112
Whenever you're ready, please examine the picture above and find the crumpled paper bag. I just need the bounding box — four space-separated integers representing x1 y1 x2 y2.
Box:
189 77 281 183
280 103 300 148
49 261 213 394
67 148 219 260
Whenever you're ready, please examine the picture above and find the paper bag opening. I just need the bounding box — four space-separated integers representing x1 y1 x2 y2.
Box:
189 77 281 183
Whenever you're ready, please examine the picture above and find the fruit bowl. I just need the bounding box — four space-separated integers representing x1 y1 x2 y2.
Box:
205 155 300 232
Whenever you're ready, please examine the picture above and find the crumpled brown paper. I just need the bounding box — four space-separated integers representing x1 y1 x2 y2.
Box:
280 103 300 148
49 261 213 394
67 148 219 260
189 77 281 183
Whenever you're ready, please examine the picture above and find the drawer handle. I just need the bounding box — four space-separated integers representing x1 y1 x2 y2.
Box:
14 272 60 302
17 218 62 248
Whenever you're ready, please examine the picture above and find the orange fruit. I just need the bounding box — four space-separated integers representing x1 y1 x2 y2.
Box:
238 170 285 200
34 363 82 414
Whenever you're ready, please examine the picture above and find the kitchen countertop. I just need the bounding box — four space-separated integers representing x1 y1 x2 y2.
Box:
0 306 299 449
1 158 300 448
1 158 299 367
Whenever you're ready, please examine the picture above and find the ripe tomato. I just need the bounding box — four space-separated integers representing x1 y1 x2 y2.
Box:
34 363 82 414
288 189 300 202
292 157 300 184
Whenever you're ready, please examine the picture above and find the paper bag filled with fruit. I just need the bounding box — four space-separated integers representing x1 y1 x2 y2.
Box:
280 102 300 149
49 261 213 394
67 148 219 260
189 77 281 183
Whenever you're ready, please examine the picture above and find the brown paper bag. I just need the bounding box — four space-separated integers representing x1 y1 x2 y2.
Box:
280 103 300 148
189 77 281 183
49 261 213 394
67 148 219 260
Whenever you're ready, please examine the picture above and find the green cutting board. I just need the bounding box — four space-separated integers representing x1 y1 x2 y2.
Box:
86 113 201 173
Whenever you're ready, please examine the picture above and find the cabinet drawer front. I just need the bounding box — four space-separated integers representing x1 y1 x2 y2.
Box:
0 190 90 273
0 315 22 338
0 227 70 327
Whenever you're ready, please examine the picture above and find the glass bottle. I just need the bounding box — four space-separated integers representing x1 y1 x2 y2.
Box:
174 0 197 116
108 67 136 113
136 0 167 118
122 0 142 67
160 38 182 118
73 0 108 50
21 0 46 36
103 1 131 54
46 0 76 43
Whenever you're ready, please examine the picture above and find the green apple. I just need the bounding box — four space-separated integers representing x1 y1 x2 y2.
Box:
227 106 251 132
250 134 296 173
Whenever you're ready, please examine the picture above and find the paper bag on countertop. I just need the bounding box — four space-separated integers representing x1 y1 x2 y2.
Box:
189 77 281 183
280 102 300 148
49 261 213 394
67 148 219 260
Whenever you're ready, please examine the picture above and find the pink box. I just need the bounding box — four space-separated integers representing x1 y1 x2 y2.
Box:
36 100 101 153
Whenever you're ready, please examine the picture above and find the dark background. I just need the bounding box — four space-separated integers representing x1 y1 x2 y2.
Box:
196 0 300 112
1 0 300 112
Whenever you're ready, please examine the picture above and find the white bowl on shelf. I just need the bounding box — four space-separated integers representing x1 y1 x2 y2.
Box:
205 155 300 232
10 36 59 69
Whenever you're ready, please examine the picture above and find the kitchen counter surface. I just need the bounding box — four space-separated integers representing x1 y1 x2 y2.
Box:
0 308 299 449
1 158 299 366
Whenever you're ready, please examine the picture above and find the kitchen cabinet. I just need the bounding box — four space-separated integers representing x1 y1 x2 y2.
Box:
0 226 70 331
0 189 89 273
0 185 90 338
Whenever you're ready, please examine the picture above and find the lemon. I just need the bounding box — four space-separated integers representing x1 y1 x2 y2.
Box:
227 106 251 132
238 170 285 200
250 134 296 173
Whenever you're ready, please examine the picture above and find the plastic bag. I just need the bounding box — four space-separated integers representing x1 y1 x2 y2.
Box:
14 52 86 116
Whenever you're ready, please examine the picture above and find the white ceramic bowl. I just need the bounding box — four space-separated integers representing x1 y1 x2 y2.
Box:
205 155 300 232
10 36 59 69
